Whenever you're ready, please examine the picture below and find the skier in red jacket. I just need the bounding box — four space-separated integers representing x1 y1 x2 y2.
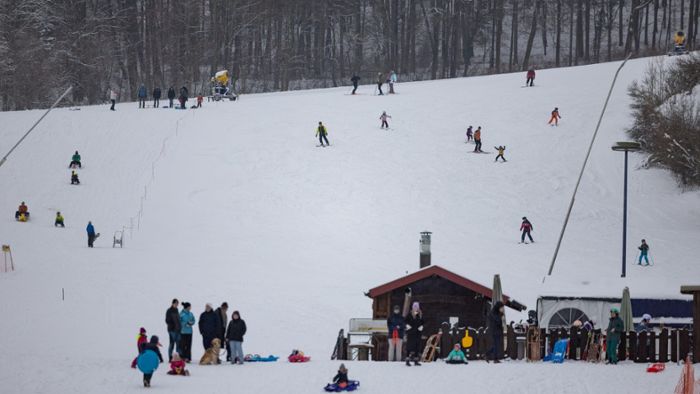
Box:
520 217 534 243
526 68 536 87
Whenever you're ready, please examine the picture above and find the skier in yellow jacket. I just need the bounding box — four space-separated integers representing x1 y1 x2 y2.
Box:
316 121 330 147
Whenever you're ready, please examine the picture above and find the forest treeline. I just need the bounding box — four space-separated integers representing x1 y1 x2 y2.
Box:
0 0 698 110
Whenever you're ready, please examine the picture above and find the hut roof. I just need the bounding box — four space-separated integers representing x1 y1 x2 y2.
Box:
366 265 527 311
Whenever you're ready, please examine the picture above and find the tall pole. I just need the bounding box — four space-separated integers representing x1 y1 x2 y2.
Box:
622 150 628 278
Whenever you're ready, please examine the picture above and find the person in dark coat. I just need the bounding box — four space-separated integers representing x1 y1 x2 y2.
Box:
137 84 147 108
167 87 176 108
139 335 163 387
152 87 162 108
351 74 361 94
179 86 189 109
404 302 424 366
386 305 406 361
225 310 247 364
86 221 96 247
198 303 220 352
486 301 505 363
520 217 534 243
165 298 181 361
215 302 229 361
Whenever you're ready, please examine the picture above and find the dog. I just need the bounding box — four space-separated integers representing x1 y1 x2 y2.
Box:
199 338 222 365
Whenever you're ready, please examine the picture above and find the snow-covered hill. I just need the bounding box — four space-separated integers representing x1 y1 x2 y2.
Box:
0 57 697 393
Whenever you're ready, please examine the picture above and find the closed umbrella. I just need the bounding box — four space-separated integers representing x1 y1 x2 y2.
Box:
620 286 634 332
492 274 505 324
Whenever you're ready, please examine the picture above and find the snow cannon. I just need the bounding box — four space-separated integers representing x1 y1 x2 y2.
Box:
210 70 237 101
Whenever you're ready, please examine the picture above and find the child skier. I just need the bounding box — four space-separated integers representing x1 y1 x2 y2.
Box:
69 151 81 168
167 353 190 376
473 127 483 152
380 111 392 129
446 343 468 364
316 122 330 147
526 68 536 87
70 171 80 185
137 335 163 387
466 126 473 142
520 217 534 243
54 212 65 227
350 74 360 94
638 239 650 265
494 146 507 162
548 107 561 126
132 327 149 368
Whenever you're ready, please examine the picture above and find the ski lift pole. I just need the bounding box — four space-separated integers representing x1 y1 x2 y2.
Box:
0 86 72 169
544 54 632 282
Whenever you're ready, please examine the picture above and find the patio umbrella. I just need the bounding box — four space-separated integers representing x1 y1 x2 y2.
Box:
492 274 505 324
620 286 634 332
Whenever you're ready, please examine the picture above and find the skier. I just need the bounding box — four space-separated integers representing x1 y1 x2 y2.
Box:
179 302 195 363
137 335 163 387
109 88 117 111
389 70 397 94
54 212 64 227
466 126 473 142
225 310 247 364
167 87 176 108
386 305 405 362
198 303 220 353
316 121 330 147
179 86 189 109
70 170 80 185
494 146 507 162
404 302 424 366
376 72 384 95
605 308 624 364
152 87 161 108
520 217 534 243
196 94 203 108
15 202 29 221
215 302 229 361
526 68 536 87
138 84 147 109
445 343 468 364
86 221 96 247
131 327 149 368
485 301 504 363
548 107 561 126
380 111 392 129
473 127 483 153
350 74 361 94
638 239 650 266
69 150 81 168
165 299 181 362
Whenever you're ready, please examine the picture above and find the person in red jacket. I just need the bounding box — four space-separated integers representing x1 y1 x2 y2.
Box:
548 107 561 126
520 217 534 243
526 68 536 87
167 353 190 375
131 327 148 368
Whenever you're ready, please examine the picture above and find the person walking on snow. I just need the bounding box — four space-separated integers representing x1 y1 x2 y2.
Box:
494 146 507 162
69 151 81 168
226 310 247 364
165 299 181 362
179 302 195 362
526 68 536 87
520 217 534 243
138 335 163 387
638 239 650 265
548 107 561 126
131 327 149 368
109 88 117 111
376 72 384 95
380 111 392 129
405 302 424 366
138 84 148 109
473 127 483 152
86 221 97 247
316 121 330 147
389 70 397 94
606 308 624 364
386 305 406 361
485 301 505 363
466 126 473 142
167 87 176 108
152 87 161 108
54 212 64 227
70 170 80 185
351 74 361 94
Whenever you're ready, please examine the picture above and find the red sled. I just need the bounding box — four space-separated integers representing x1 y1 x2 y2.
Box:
646 363 665 373
288 354 311 363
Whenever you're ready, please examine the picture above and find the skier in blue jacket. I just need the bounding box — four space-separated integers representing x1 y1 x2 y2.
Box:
86 221 96 248
138 84 147 109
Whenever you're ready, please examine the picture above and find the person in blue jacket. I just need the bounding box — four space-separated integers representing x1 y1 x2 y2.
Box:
86 221 96 248
386 305 405 361
138 84 147 108
179 302 195 362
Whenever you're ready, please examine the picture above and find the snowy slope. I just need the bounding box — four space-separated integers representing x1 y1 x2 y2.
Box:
0 57 698 393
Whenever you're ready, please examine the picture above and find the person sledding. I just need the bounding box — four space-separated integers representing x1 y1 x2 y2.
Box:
54 212 65 227
136 335 163 387
379 111 391 129
520 217 534 243
316 121 330 147
445 343 468 364
494 146 507 162
167 353 190 376
70 170 80 185
466 126 473 142
324 364 359 392
526 68 536 87
288 349 311 363
131 327 149 368
638 239 650 266
69 151 81 168
548 107 561 126
15 201 29 221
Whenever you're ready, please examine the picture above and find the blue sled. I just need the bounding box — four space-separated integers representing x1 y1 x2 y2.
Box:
324 380 360 392
543 339 569 363
244 354 279 362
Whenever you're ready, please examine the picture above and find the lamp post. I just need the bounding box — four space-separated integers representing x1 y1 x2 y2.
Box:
611 141 641 278
419 231 432 268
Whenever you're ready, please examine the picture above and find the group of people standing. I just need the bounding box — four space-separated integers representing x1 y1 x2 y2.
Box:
109 85 201 110
349 70 398 95
386 302 426 366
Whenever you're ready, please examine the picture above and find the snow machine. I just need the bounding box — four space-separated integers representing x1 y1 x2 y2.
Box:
324 380 360 392
244 354 278 362
669 31 689 56
210 70 238 102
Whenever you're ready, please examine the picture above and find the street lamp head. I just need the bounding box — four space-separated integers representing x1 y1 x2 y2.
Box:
611 141 642 152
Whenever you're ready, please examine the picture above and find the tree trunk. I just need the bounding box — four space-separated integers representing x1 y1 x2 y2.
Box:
556 0 562 66
522 0 540 70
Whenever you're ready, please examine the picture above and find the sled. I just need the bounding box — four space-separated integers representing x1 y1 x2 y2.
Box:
16 213 29 222
288 354 311 363
244 354 278 362
113 230 124 248
421 333 442 362
324 381 359 392
544 338 569 363
646 363 665 373
137 350 160 374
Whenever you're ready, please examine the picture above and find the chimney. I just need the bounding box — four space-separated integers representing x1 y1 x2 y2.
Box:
419 231 432 268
